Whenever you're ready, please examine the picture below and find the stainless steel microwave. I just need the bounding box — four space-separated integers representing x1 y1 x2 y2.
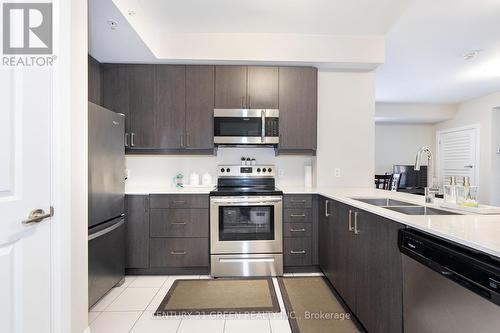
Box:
213 109 279 145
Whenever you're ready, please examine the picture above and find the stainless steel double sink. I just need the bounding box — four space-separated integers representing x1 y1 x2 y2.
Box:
353 198 460 216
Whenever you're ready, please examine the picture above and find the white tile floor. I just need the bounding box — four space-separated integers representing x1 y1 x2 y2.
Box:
89 273 324 333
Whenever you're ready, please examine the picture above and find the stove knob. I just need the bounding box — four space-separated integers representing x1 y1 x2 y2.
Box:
262 168 267 172
220 168 225 173
257 168 261 172
268 168 272 173
226 168 231 173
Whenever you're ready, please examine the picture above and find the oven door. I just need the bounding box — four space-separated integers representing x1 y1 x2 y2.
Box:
210 196 283 254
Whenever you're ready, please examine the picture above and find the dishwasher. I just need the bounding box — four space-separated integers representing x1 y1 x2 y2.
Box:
399 229 500 333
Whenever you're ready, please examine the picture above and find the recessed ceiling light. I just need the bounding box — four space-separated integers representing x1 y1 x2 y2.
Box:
107 19 118 30
463 49 482 60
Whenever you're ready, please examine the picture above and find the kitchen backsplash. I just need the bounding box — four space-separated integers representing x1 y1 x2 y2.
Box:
125 148 313 189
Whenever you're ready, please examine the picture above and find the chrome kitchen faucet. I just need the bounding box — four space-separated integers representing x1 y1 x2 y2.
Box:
414 146 440 203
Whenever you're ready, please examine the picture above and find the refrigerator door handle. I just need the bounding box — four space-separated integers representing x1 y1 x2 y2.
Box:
89 218 125 241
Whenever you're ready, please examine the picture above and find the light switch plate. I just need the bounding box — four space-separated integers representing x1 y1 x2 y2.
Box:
278 169 285 178
334 168 341 178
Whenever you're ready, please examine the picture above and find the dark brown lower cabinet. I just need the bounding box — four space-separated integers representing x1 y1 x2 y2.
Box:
125 195 150 269
319 197 403 333
150 238 209 268
125 194 210 274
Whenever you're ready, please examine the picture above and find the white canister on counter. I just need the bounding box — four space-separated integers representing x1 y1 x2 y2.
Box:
202 172 213 186
189 172 200 186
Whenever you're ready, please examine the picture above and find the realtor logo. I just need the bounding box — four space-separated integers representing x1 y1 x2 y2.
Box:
2 3 53 54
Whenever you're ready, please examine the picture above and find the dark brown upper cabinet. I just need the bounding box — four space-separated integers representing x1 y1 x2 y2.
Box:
247 66 279 109
102 64 130 133
215 66 279 109
185 65 215 149
128 65 156 148
88 55 102 105
215 66 248 108
155 65 186 149
278 67 317 153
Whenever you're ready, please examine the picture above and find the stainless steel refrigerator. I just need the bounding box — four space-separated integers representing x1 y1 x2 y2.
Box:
88 102 126 308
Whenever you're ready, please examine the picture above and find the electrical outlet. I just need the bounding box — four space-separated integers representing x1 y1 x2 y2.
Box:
334 168 341 178
278 169 285 178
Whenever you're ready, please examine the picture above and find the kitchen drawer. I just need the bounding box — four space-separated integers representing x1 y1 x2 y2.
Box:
284 195 313 208
150 238 209 267
284 222 312 238
150 209 209 238
149 194 209 209
284 238 312 266
283 208 312 223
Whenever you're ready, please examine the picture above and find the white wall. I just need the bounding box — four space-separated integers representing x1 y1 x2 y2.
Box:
491 108 500 206
126 148 313 190
375 123 435 174
375 103 456 123
436 91 500 205
315 70 376 188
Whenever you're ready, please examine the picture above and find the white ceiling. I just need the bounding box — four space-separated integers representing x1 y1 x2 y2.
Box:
113 0 406 35
376 0 500 104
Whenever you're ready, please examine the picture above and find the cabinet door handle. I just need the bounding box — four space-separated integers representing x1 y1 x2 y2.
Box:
144 196 148 214
241 96 245 108
171 222 186 225
325 200 331 217
170 251 186 255
186 133 190 147
290 228 306 232
180 135 184 147
124 133 129 147
290 214 306 217
130 133 135 147
290 250 306 255
248 95 251 108
348 209 354 232
172 200 186 204
354 211 360 234
291 199 306 203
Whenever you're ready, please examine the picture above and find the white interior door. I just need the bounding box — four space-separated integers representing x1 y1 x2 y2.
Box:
0 68 52 332
437 126 479 186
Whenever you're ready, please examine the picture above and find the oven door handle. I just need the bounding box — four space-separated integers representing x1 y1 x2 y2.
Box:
261 110 265 143
211 197 282 204
211 199 282 205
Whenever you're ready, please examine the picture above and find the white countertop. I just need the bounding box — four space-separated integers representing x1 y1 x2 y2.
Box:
125 184 214 194
125 184 500 258
279 186 500 259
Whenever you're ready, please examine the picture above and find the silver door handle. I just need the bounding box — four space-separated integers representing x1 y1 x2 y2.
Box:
171 222 186 225
464 165 474 168
325 200 331 217
180 135 184 147
22 207 53 225
290 250 306 254
248 95 252 108
186 133 190 147
124 133 129 147
261 109 265 143
173 200 186 204
354 211 360 235
348 209 354 232
130 133 135 147
170 251 186 255
290 228 306 232
290 214 306 217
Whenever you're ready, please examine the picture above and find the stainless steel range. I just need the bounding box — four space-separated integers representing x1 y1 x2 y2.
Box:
210 165 283 277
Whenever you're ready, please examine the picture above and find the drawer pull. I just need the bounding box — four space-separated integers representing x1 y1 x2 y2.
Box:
172 200 186 204
290 228 306 232
170 251 187 255
290 250 306 255
171 222 187 225
290 214 306 217
290 200 306 203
